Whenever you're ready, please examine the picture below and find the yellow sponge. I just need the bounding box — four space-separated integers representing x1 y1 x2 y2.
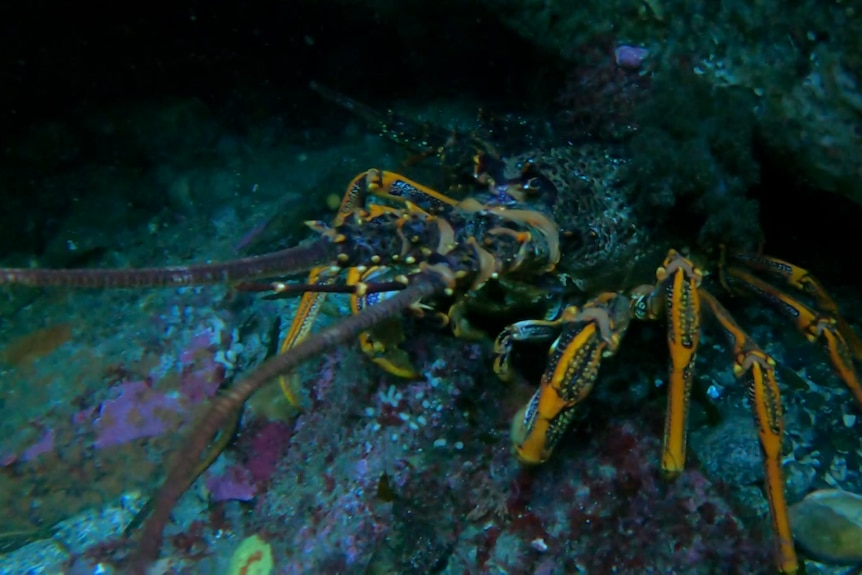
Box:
227 534 274 575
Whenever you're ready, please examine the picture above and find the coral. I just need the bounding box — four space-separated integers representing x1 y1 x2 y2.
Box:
92 380 184 449
206 464 258 502
243 421 293 483
91 325 228 450
200 419 292 503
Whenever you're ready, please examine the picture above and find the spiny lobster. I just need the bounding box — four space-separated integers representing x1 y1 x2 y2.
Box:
1 86 861 574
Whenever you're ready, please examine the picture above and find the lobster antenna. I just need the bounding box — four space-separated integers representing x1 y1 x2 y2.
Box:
131 271 449 572
0 238 335 288
236 279 407 299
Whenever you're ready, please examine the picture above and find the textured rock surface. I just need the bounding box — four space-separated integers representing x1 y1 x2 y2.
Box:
790 489 862 565
442 0 862 208
325 0 861 207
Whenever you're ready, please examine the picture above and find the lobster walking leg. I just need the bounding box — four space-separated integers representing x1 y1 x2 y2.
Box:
509 293 632 464
630 249 704 478
729 251 862 360
700 290 798 574
275 172 377 405
725 266 862 409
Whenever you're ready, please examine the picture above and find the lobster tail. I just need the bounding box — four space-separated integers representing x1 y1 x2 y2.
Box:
0 238 335 288
131 270 449 572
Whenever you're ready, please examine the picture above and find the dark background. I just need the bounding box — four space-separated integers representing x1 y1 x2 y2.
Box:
0 1 858 279
0 1 561 258
0 1 553 141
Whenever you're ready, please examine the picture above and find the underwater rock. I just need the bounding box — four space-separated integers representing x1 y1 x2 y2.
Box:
789 489 862 565
476 0 862 210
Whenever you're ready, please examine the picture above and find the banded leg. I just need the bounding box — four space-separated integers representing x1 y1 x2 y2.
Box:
700 290 798 574
274 172 373 405
364 169 460 215
348 266 418 379
510 293 631 464
725 266 862 409
493 318 563 383
274 170 463 396
275 267 335 406
729 252 862 360
630 249 704 478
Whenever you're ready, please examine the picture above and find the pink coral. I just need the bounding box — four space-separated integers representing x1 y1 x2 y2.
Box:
206 464 257 502
245 421 292 483
93 380 183 449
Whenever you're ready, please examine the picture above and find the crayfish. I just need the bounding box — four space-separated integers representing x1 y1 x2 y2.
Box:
1 86 861 574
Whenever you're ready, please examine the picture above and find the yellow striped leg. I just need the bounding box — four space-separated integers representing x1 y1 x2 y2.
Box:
700 290 798 574
730 252 862 361
275 268 332 406
655 250 703 478
727 267 862 409
348 266 418 379
511 293 631 464
275 173 371 405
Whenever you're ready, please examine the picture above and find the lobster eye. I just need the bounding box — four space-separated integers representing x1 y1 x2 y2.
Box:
633 298 647 319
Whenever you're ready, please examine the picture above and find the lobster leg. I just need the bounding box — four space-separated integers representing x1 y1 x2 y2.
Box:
729 251 862 360
274 170 463 390
630 249 704 478
660 252 703 478
274 172 379 405
274 267 336 406
700 290 798 574
493 318 562 382
510 293 631 464
348 266 419 379
725 266 862 408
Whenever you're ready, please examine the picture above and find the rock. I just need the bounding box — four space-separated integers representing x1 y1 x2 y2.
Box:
475 0 862 209
790 489 862 565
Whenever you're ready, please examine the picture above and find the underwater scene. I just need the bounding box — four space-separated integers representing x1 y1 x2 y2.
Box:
1 1 861 574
